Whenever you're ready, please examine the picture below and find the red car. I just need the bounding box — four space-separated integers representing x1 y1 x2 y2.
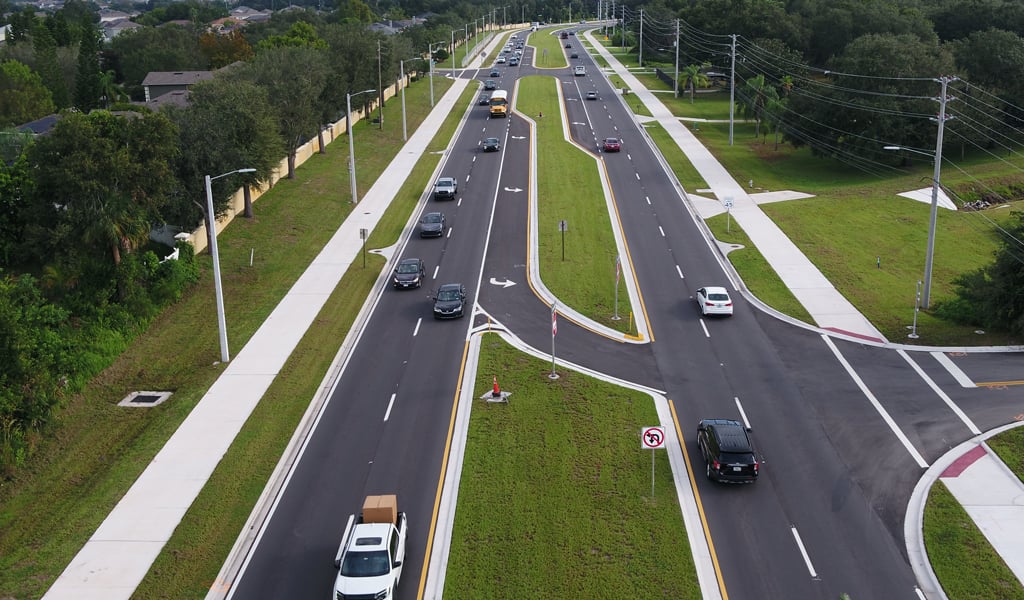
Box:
603 137 621 152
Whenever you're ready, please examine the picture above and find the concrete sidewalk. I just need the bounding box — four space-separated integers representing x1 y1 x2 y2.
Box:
583 30 885 343
43 62 477 600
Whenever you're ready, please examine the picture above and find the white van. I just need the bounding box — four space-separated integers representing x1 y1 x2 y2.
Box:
574 65 586 76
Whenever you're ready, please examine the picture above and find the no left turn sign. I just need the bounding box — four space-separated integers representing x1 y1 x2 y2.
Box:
641 426 666 449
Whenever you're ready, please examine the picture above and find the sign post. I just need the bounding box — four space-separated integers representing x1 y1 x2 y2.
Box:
641 426 666 497
723 197 734 234
549 304 559 379
559 219 568 261
359 228 368 268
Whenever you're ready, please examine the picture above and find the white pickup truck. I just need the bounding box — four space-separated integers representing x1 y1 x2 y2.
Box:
333 495 408 600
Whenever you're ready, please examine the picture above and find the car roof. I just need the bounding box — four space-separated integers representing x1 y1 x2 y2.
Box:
437 177 455 184
347 523 392 552
702 419 753 452
439 282 462 291
702 286 729 295
398 257 421 265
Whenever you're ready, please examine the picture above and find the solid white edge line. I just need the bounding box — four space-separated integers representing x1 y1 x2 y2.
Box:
699 319 710 338
930 351 976 388
383 393 396 421
413 318 422 337
734 397 750 430
822 335 929 468
675 265 684 279
898 349 980 434
790 527 818 578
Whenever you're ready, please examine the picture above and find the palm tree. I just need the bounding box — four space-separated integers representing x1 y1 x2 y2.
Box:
738 74 778 138
680 63 710 104
98 70 129 108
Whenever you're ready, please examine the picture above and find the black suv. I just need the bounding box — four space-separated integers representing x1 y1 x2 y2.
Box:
696 419 759 483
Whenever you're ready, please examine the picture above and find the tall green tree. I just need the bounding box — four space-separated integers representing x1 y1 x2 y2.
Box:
25 111 179 268
31 23 70 109
167 77 282 225
737 73 778 138
74 26 103 112
0 60 56 127
227 46 329 178
107 25 207 98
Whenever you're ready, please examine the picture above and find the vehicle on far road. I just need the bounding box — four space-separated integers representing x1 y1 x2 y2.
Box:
489 89 509 118
586 90 598 100
419 211 446 237
484 79 497 90
564 42 572 48
392 258 425 289
433 176 458 200
478 93 491 105
489 68 501 77
496 56 506 64
696 419 759 483
602 137 621 152
509 57 520 66
696 286 733 316
574 65 586 76
433 283 467 319
570 52 579 59
482 137 501 152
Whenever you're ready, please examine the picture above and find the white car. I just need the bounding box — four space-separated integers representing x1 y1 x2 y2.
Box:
574 65 586 76
696 286 733 316
496 56 506 64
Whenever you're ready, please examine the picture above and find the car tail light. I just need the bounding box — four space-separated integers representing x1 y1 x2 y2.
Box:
712 460 720 471
753 460 759 472
726 302 733 306
705 302 714 307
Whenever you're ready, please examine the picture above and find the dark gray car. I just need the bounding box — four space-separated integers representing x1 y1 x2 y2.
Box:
432 283 466 319
419 211 446 237
482 137 501 152
392 257 425 289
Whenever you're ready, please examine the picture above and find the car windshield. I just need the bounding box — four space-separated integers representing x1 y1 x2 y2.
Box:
397 263 419 274
606 138 619 144
437 289 461 301
423 214 442 224
486 138 498 144
707 293 729 301
339 550 390 577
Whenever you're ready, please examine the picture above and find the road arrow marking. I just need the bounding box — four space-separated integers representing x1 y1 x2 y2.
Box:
571 121 586 125
489 277 516 288
503 187 523 193
511 135 526 139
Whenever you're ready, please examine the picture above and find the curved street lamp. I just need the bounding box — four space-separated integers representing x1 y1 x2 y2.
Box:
347 88 376 203
205 167 256 363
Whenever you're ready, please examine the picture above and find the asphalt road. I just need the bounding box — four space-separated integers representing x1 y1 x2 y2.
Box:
227 33 1022 600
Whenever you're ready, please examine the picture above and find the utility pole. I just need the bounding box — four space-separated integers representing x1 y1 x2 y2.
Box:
729 34 736 145
638 7 643 66
674 19 680 97
377 40 383 130
621 5 625 52
922 76 955 309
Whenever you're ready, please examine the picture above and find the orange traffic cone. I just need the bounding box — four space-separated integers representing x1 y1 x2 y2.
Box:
492 375 501 397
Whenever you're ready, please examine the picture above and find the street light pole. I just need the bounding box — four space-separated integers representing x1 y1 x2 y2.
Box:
346 88 376 204
205 167 256 364
400 57 421 141
428 41 445 107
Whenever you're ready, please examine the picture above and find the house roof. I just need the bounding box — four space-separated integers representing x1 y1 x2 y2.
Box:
140 90 192 110
17 114 60 135
141 71 214 87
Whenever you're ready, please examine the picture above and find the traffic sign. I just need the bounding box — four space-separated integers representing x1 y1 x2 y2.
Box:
641 426 665 449
723 196 734 209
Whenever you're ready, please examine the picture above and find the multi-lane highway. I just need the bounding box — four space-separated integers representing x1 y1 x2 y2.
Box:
225 28 1021 600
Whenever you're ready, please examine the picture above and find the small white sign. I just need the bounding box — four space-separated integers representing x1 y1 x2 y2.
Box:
641 426 665 449
723 197 734 209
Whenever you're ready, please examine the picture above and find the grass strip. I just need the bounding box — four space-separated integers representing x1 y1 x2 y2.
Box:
987 427 1024 484
924 481 1024 600
516 75 635 333
443 333 700 598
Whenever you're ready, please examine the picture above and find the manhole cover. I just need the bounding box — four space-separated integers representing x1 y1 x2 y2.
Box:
119 391 172 407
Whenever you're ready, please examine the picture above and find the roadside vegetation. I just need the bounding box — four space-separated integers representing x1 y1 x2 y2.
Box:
444 334 700 598
0 76 457 600
516 75 636 334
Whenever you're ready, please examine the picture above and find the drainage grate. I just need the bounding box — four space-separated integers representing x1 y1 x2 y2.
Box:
119 391 172 407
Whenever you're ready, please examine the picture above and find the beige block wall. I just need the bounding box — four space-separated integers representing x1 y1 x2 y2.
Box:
182 73 417 254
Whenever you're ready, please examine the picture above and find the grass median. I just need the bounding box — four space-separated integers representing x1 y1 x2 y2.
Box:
444 333 700 598
516 75 636 334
